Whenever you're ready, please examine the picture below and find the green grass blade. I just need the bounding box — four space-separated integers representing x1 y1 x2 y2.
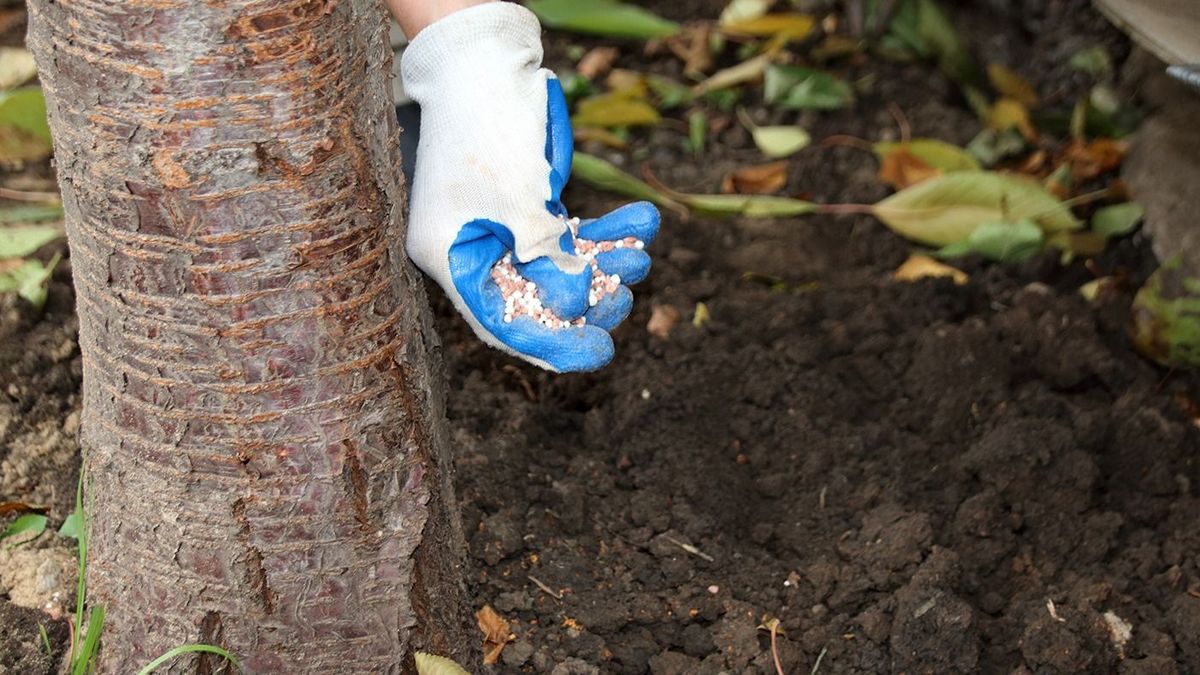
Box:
136 644 242 675
71 605 104 675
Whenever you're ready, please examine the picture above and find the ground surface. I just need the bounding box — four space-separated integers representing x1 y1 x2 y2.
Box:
2 0 1200 673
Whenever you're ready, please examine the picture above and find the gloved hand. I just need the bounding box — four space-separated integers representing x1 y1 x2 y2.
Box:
401 2 659 373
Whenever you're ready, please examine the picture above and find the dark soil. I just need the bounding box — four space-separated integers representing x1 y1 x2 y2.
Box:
3 0 1200 673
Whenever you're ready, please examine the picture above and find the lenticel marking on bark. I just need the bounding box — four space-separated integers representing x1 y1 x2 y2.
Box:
490 217 643 329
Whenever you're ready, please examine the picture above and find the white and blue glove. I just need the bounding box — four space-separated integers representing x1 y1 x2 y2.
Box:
401 2 660 372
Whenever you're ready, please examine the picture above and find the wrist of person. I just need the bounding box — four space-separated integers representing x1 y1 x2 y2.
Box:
387 0 496 39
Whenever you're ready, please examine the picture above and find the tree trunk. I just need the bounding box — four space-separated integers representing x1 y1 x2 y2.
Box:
26 0 471 671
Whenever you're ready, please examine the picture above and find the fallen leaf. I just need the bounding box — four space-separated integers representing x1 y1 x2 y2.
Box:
0 251 60 309
873 139 981 172
1079 276 1117 303
0 48 37 91
527 0 679 39
871 171 1080 247
719 0 773 26
0 223 64 259
877 147 940 189
1069 46 1112 78
722 160 788 194
664 23 714 76
0 502 44 517
965 128 1027 167
647 304 681 339
1065 138 1127 181
936 218 1044 263
476 605 513 665
414 653 471 675
693 54 771 95
680 192 815 216
573 126 628 149
721 13 816 41
1131 257 1200 367
739 107 809 158
894 253 968 284
0 513 47 544
577 46 620 80
886 0 978 85
763 64 853 110
987 63 1038 107
0 203 64 224
571 152 684 214
987 97 1036 140
571 91 660 128
1091 201 1143 238
644 73 694 109
692 302 710 327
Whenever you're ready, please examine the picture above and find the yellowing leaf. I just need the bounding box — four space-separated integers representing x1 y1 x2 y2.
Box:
987 98 1036 140
572 92 660 128
414 653 471 675
679 192 814 217
0 223 64 259
722 160 788 194
692 302 711 327
871 171 1080 247
872 139 981 172
693 54 771 95
721 13 816 40
894 253 968 285
573 126 628 148
987 63 1038 107
750 125 810 158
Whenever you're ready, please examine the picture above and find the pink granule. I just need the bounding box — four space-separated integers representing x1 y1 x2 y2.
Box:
490 217 644 329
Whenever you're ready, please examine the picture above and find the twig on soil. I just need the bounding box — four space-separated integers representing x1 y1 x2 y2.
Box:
665 535 714 562
887 102 911 143
810 646 828 675
818 485 827 509
0 187 61 203
527 574 563 600
820 135 874 152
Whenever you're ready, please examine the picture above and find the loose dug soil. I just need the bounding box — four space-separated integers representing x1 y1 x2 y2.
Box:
3 0 1200 673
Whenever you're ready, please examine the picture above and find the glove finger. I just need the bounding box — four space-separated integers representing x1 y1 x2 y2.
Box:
594 249 652 286
583 285 633 331
577 201 660 244
514 254 592 319
497 319 616 373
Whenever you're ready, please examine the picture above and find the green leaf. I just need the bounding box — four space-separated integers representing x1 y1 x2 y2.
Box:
71 605 104 675
871 171 1080 247
936 218 1044 263
136 645 242 675
1 513 47 544
1132 257 1200 367
526 0 679 39
678 193 815 217
887 0 978 85
571 92 661 128
0 87 52 144
57 512 83 541
571 152 681 211
0 224 64 259
1092 202 1144 239
763 65 854 110
964 128 1027 167
738 108 810 158
873 139 980 172
645 74 693 109
0 204 64 224
415 652 472 675
0 251 60 309
688 110 707 156
1068 46 1112 78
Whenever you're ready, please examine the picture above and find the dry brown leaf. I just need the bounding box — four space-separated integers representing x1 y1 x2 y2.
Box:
577 46 621 80
476 605 514 665
647 304 681 339
877 148 940 190
666 22 714 76
721 160 788 195
1065 138 1128 182
893 254 968 285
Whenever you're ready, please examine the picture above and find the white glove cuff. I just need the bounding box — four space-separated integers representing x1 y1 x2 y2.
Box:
401 2 544 102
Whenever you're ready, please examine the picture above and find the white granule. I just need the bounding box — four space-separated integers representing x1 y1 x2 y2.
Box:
490 217 641 329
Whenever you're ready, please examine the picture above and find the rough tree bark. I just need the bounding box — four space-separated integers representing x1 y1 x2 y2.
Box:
27 0 472 671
